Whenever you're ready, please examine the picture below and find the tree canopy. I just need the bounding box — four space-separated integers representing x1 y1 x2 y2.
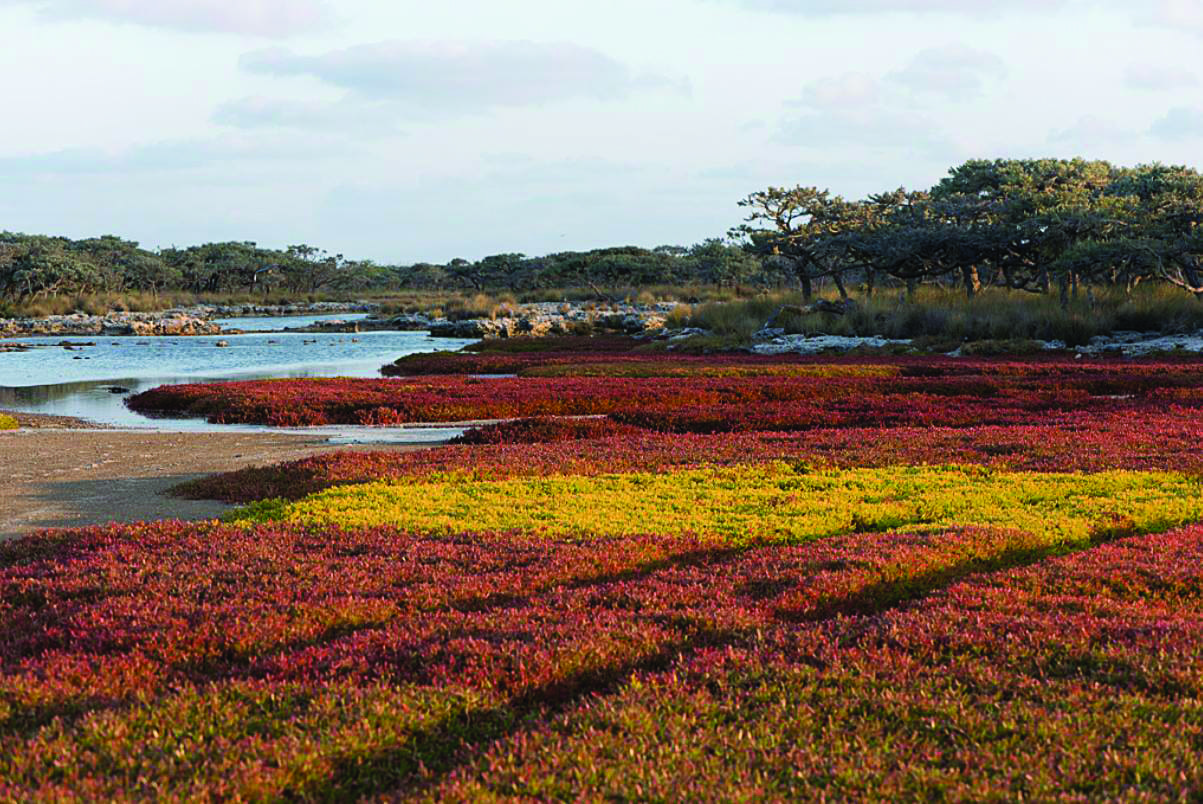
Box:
739 159 1203 304
5 158 1203 307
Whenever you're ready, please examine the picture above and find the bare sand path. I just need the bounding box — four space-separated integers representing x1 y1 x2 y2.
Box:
0 421 439 539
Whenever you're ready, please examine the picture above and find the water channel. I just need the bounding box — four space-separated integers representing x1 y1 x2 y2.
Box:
0 314 475 443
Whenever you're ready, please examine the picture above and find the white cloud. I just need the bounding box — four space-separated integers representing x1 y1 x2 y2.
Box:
213 97 403 137
781 44 999 160
725 0 1067 14
779 109 954 158
0 0 333 36
240 40 677 113
1142 0 1203 35
0 136 329 176
796 72 881 109
887 45 1007 99
1125 64 1199 90
1150 107 1203 140
1049 115 1134 147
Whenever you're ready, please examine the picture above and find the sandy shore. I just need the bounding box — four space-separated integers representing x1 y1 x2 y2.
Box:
0 418 441 539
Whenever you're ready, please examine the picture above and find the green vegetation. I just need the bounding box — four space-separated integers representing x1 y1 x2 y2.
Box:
740 159 1203 305
7 158 1203 321
685 283 1203 346
0 235 760 316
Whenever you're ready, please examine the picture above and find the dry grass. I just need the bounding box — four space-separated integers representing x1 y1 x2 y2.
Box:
685 285 1203 347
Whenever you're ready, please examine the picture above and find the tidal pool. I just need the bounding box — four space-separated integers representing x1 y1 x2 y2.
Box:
0 321 473 441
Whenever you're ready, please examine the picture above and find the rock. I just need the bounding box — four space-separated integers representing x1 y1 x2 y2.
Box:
1076 331 1203 356
752 334 911 355
429 319 488 338
424 302 683 341
0 301 390 339
667 327 710 341
516 318 553 338
2 311 219 338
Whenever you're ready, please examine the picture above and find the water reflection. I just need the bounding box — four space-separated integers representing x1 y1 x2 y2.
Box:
0 320 473 441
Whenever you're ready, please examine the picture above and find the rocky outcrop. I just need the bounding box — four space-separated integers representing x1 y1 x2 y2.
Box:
0 300 677 340
751 334 912 355
423 302 678 340
1075 331 1203 356
0 311 221 338
191 301 380 318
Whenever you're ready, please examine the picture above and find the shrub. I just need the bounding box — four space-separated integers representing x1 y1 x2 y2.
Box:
451 416 641 445
959 338 1052 356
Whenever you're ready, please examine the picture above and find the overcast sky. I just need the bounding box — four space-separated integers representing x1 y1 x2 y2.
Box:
1 0 1201 262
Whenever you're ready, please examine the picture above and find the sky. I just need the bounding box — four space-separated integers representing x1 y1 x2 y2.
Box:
0 0 1201 263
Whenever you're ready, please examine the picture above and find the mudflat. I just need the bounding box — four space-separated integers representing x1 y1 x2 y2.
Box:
0 423 438 539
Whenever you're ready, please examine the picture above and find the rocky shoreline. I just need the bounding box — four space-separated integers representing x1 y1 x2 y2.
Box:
0 299 678 340
393 301 674 339
283 301 678 338
0 311 221 338
0 302 378 339
5 299 1203 358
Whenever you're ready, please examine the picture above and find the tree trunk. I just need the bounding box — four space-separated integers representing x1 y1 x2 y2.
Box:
905 277 918 301
832 271 849 300
1058 275 1070 311
800 272 813 302
864 268 876 297
961 265 981 299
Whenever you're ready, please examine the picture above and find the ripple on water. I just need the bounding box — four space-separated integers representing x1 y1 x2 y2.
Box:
0 321 474 441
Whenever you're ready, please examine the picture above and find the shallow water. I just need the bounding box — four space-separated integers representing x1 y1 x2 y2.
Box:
0 321 473 440
211 312 372 332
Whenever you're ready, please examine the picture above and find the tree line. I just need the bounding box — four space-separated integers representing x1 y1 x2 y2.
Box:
0 234 760 305
739 159 1203 305
3 158 1203 308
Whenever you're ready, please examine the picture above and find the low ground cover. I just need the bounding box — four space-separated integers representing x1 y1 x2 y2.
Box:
3 519 1201 798
8 353 1203 796
232 463 1202 548
127 357 1203 429
180 407 1203 503
434 525 1203 799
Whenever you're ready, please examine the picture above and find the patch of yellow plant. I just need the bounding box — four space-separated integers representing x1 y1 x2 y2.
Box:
232 463 1203 547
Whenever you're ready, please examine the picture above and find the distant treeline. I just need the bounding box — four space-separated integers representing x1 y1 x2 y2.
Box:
0 235 760 305
740 159 1203 305
4 158 1203 308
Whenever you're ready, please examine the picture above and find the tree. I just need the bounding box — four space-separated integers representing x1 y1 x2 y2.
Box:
736 187 865 300
689 239 758 288
283 245 346 294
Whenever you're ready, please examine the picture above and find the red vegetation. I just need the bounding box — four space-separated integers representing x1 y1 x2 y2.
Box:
382 336 647 376
179 407 1203 503
128 358 1203 429
450 416 641 445
435 525 1203 798
2 519 1202 797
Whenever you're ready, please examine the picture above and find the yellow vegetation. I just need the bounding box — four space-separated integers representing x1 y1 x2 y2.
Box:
233 463 1203 547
